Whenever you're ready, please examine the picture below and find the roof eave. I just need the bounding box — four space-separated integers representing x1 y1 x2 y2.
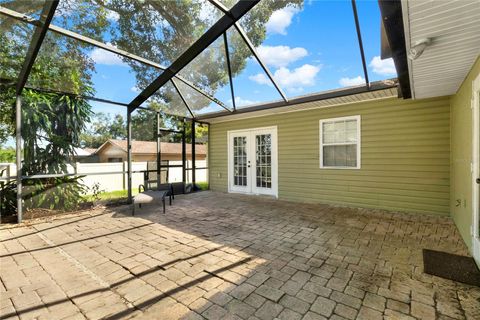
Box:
197 80 397 121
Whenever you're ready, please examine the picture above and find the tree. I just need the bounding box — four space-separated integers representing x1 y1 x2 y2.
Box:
130 103 209 143
0 28 26 145
1 0 302 213
93 0 303 113
2 0 303 130
0 147 15 162
0 2 104 213
81 113 127 148
131 109 158 141
21 91 92 211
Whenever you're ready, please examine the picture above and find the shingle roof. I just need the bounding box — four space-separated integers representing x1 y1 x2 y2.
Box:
74 147 96 156
100 139 206 155
84 148 98 154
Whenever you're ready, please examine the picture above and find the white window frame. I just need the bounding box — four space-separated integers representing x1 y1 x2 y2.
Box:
319 115 361 169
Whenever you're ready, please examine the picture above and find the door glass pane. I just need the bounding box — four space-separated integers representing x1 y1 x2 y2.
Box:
233 136 247 186
256 134 272 188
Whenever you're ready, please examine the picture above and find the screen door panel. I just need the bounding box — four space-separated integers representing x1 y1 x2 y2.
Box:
233 136 248 187
230 133 250 192
251 129 277 196
255 134 272 189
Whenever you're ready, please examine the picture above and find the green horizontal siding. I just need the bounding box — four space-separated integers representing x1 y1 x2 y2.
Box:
209 96 450 215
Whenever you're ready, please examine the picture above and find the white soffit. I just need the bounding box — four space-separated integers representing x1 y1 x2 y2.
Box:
402 0 480 99
204 88 397 123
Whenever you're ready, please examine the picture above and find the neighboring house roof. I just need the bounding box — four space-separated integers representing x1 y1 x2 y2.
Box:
96 139 207 155
84 148 97 154
73 147 96 156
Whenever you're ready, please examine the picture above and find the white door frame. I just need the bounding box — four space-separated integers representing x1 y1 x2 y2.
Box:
471 73 480 266
228 131 251 194
227 126 278 197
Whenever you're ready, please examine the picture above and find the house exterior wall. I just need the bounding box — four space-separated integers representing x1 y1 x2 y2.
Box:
98 144 126 162
209 95 451 215
133 154 157 162
450 56 480 251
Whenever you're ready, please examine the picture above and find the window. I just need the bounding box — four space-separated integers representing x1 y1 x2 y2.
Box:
108 157 123 163
320 115 361 169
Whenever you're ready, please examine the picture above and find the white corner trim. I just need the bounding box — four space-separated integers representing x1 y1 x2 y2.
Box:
471 73 480 266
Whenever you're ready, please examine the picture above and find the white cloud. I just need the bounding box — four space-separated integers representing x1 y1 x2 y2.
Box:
130 86 140 93
106 10 120 21
275 64 320 88
249 73 271 86
266 6 300 35
339 76 365 87
90 44 126 66
232 96 259 107
199 4 218 24
286 87 304 94
256 45 308 68
249 64 321 92
369 56 396 75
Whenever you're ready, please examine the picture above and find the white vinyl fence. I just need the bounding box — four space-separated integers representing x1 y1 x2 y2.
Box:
0 161 207 193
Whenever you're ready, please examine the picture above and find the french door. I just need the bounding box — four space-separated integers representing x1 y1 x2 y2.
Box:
472 74 480 267
228 127 278 197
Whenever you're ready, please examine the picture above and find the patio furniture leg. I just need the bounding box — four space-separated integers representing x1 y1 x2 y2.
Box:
162 197 166 214
169 195 172 205
132 204 135 216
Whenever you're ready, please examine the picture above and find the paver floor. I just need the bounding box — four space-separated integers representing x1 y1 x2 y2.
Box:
1 191 479 320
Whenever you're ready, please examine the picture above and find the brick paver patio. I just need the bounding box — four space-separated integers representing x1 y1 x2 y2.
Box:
1 191 479 320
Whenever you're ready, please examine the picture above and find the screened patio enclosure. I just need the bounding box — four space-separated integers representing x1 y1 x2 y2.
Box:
0 0 398 223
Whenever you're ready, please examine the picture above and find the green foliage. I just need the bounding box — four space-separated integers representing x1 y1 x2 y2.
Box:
18 90 93 212
132 109 158 141
89 182 105 203
21 90 93 175
196 181 209 191
0 12 97 214
99 0 303 112
0 0 300 215
80 106 209 146
81 112 127 148
0 148 15 162
23 176 88 211
0 181 16 215
85 188 140 206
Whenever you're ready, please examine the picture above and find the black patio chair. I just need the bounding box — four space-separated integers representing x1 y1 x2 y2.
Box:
132 181 174 215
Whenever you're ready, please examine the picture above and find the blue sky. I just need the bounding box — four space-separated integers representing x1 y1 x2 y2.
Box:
79 0 397 116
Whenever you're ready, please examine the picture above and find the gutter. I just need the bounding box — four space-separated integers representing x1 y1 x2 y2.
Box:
378 0 412 99
197 80 396 120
